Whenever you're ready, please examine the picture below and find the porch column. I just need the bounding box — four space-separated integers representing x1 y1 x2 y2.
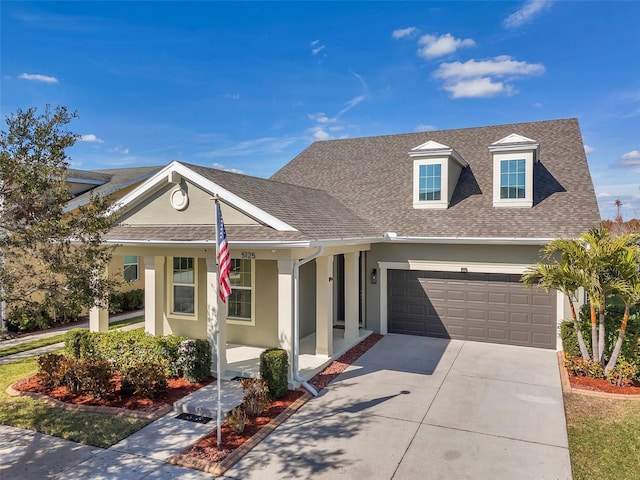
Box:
277 260 294 381
89 265 109 332
344 251 360 343
206 256 227 375
315 255 334 356
144 256 165 336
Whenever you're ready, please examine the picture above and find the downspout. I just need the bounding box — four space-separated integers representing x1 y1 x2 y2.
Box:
293 246 324 397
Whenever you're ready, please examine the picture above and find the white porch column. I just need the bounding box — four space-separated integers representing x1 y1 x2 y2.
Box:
144 256 165 336
206 256 227 375
89 265 109 332
277 260 294 381
315 255 334 356
344 251 360 343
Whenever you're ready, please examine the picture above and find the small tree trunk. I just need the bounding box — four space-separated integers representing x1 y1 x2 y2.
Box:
598 305 606 364
569 300 590 360
590 303 599 361
605 306 629 376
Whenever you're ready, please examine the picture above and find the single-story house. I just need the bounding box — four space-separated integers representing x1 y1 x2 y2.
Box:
74 118 600 387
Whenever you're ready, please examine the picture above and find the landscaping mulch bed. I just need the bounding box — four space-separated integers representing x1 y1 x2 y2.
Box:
184 390 304 463
569 375 640 395
13 374 213 412
177 333 384 469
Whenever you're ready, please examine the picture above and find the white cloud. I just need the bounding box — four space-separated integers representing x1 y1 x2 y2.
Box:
225 93 240 100
311 127 330 141
198 136 299 158
584 144 594 155
444 77 512 99
533 102 543 108
308 112 333 124
504 0 554 29
434 56 544 98
434 56 545 79
111 146 129 155
18 73 58 83
392 27 418 39
79 134 104 143
415 124 437 132
616 150 640 167
310 39 326 56
597 192 612 198
417 33 475 59
211 162 244 174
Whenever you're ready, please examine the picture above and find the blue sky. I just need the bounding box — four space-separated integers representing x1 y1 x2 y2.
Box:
1 1 639 220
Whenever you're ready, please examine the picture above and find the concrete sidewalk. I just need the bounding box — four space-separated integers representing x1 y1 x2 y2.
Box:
223 335 571 480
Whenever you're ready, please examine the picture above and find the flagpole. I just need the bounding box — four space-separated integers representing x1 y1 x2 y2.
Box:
214 198 222 449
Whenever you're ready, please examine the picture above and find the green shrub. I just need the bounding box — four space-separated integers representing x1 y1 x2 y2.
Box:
178 339 211 382
6 304 53 332
64 329 96 359
122 362 168 398
260 348 289 400
95 329 163 374
565 354 605 378
562 304 640 365
108 289 144 314
75 359 115 399
37 353 68 389
606 360 638 387
47 299 81 324
157 335 187 377
240 378 269 417
227 406 248 434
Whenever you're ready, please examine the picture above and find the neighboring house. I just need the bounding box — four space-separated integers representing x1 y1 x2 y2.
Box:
76 118 600 386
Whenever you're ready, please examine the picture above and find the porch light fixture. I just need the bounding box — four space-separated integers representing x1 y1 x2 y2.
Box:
371 268 377 284
460 267 468 273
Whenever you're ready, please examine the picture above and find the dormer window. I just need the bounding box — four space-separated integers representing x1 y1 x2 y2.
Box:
410 140 467 209
489 134 539 208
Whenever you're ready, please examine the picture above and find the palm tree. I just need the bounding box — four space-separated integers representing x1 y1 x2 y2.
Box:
604 236 640 375
523 261 590 360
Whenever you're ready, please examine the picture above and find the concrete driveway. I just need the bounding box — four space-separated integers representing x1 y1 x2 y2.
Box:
224 334 572 480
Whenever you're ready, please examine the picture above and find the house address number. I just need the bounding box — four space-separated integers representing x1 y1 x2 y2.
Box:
241 252 256 259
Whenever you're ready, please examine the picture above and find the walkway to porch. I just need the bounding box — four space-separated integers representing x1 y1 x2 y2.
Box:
224 327 373 381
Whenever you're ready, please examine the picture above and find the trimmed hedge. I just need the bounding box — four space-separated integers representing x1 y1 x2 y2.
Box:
108 288 145 314
260 348 289 400
178 339 211 382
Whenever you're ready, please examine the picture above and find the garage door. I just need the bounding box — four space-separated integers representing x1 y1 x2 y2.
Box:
388 270 557 349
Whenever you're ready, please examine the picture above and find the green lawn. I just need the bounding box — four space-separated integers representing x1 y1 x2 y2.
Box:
565 393 640 480
0 356 150 447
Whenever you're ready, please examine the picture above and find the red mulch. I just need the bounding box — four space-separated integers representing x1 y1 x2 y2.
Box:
184 390 304 463
569 375 640 395
13 374 213 412
309 334 383 391
182 334 384 465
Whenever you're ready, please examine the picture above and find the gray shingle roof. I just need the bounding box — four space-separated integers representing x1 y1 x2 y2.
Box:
182 163 379 240
271 118 601 239
70 166 163 205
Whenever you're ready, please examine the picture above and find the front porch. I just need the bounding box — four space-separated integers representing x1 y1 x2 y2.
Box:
225 327 373 382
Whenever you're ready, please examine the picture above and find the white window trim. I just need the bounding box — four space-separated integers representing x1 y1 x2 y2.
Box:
413 158 448 209
168 256 197 320
123 255 139 282
492 151 534 208
227 258 256 326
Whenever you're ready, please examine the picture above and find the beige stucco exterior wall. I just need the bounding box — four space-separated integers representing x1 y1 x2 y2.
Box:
364 242 549 334
119 180 258 226
226 260 279 348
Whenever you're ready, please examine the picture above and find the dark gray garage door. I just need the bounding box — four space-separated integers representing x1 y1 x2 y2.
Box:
388 270 557 349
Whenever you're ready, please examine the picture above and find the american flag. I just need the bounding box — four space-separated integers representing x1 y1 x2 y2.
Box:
216 202 232 302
